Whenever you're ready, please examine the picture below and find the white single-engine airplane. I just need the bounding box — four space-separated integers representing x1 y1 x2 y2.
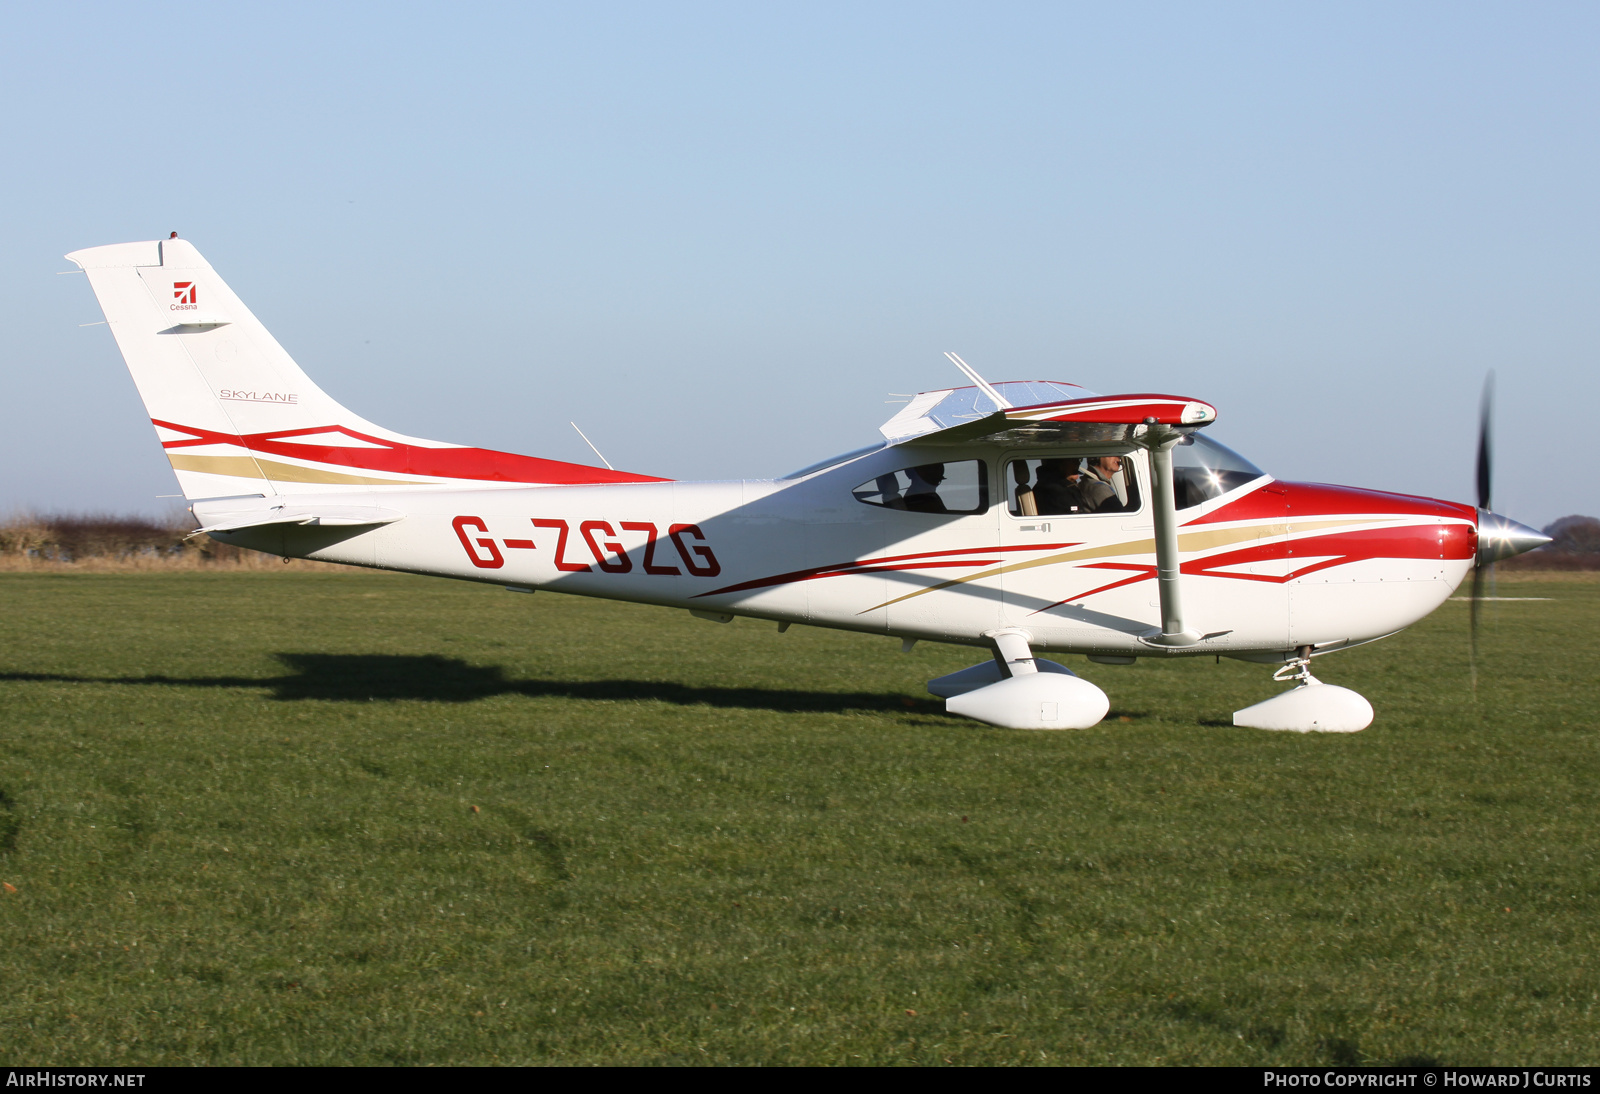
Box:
68 237 1550 731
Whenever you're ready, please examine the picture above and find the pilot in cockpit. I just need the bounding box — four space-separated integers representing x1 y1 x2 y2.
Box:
1080 455 1124 512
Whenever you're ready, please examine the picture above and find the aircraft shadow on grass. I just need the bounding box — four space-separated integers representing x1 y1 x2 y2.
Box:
0 653 947 716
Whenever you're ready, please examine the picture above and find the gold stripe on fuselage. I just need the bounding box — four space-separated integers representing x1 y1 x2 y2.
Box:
860 518 1390 613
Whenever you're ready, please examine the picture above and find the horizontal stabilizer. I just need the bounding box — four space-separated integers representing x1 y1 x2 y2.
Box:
191 497 403 536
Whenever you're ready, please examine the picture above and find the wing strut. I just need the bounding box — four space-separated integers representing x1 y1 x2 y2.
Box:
943 352 1012 409
1138 426 1203 648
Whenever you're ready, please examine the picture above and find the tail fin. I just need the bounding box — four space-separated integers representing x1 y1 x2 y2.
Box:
67 238 664 499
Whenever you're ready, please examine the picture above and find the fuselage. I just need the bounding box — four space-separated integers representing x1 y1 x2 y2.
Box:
61 237 1505 676
222 442 1477 661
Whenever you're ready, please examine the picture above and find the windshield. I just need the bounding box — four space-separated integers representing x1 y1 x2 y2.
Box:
1172 435 1264 508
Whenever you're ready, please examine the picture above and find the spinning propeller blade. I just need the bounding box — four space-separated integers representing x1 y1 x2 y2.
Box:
1476 372 1494 514
1467 371 1552 692
1470 372 1493 688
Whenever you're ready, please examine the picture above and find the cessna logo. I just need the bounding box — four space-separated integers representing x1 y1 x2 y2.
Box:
172 282 198 310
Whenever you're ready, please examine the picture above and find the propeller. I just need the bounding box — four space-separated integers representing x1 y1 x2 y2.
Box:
1468 371 1552 691
1470 372 1494 688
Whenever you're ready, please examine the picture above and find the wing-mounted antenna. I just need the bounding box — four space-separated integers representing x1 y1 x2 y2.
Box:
944 352 1012 410
1135 422 1205 648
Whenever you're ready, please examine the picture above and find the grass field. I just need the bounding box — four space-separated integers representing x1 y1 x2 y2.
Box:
0 570 1596 1065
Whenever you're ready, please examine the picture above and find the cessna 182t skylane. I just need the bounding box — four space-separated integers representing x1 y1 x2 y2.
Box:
68 237 1550 731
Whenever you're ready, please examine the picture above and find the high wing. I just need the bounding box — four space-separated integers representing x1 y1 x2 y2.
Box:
880 380 1217 446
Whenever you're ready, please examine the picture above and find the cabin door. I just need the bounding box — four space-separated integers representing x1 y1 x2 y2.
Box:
997 451 1153 646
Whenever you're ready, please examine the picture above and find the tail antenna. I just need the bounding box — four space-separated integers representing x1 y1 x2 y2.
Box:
569 422 614 470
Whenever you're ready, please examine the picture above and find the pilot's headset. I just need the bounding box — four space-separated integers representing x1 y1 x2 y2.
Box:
1104 455 1129 506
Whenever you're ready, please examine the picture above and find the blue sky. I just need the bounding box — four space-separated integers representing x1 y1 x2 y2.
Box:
4 2 1595 526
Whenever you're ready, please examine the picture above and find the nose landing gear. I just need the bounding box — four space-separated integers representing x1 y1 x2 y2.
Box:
1232 646 1373 733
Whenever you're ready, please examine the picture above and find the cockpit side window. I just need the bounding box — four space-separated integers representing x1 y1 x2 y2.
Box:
853 460 988 514
1007 455 1141 516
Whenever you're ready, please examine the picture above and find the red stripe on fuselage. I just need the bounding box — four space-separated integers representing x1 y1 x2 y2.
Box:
1187 481 1476 526
1188 524 1474 578
1030 562 1158 610
1030 524 1472 615
153 420 667 485
694 542 1079 598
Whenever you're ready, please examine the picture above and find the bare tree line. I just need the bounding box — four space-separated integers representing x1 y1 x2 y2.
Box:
0 513 354 571
1503 515 1600 570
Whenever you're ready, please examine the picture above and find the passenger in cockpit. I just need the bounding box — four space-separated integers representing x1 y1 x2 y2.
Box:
1033 458 1084 515
902 464 950 513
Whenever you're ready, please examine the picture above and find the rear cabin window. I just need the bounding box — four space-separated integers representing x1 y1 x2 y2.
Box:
853 460 988 515
1007 455 1141 517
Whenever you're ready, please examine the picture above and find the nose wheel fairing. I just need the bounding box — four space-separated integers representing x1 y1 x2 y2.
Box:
1231 651 1374 733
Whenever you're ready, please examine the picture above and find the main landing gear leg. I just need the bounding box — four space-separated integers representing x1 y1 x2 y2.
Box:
1232 645 1374 733
930 629 1111 730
